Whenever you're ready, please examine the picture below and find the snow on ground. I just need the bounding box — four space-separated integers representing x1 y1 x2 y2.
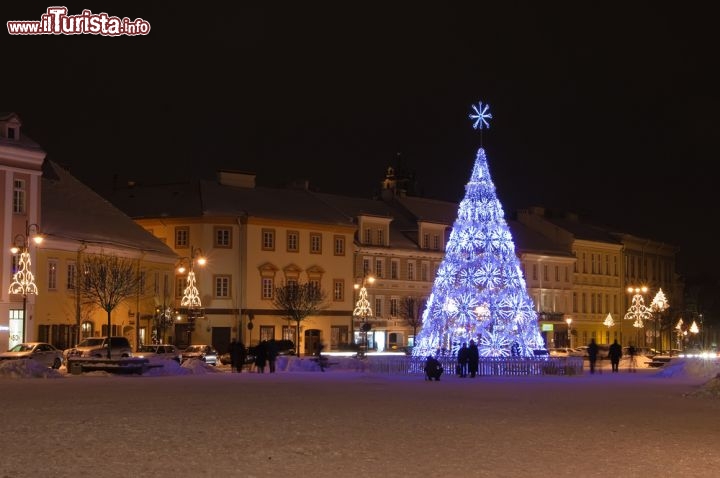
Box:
1 355 720 477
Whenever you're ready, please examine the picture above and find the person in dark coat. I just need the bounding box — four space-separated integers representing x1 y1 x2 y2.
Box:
266 339 279 373
608 339 622 372
232 339 246 373
424 355 443 381
467 339 480 378
254 341 267 373
587 338 599 374
456 342 469 377
228 339 238 372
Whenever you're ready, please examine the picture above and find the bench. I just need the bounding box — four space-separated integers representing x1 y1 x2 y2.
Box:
67 357 161 375
310 356 339 369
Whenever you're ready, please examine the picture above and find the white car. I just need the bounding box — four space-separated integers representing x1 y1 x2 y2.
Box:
0 342 64 369
548 347 574 357
135 344 181 363
181 345 218 365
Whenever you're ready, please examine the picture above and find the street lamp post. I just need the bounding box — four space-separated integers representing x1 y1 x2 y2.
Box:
177 246 206 345
624 286 652 348
353 275 374 358
565 317 572 348
8 221 43 344
650 288 669 352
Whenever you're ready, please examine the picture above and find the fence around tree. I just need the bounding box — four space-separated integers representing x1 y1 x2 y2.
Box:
359 355 584 376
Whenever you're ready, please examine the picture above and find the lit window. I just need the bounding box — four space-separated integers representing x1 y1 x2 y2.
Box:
175 227 189 248
215 275 231 298
261 278 274 299
310 233 322 254
333 235 345 256
262 229 275 251
48 260 58 290
333 279 344 301
287 231 299 252
214 227 231 248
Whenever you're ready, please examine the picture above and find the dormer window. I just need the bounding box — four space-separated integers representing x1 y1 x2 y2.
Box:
7 127 16 139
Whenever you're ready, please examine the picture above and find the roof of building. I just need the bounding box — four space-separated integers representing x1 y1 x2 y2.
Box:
507 220 574 257
536 214 623 245
41 160 178 256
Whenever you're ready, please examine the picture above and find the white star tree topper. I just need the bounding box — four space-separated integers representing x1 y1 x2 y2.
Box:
469 101 492 129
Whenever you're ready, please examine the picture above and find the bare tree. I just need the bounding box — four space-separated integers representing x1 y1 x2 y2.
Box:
399 296 426 340
79 254 140 358
272 282 327 355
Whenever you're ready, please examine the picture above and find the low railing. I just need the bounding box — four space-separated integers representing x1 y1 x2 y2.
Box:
360 355 584 376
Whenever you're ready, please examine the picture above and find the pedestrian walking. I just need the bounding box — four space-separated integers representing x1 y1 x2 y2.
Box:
467 339 480 378
254 341 267 373
228 339 238 372
587 338 599 374
233 339 246 373
608 339 622 372
628 344 637 372
266 339 278 373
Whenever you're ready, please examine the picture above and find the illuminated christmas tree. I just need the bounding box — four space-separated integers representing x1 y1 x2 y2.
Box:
413 102 545 358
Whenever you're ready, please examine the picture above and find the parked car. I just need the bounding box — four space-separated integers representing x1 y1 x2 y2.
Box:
181 345 218 365
64 336 133 360
135 344 181 363
548 347 574 357
0 342 64 369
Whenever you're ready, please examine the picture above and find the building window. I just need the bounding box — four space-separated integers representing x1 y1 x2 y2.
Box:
175 275 187 298
282 326 296 341
175 227 189 249
433 234 440 250
48 260 58 291
310 233 322 254
532 264 538 280
375 298 383 317
259 325 275 342
375 259 383 278
333 235 345 256
421 263 428 282
555 266 559 282
214 275 231 298
376 229 384 246
390 297 399 317
139 271 146 295
261 277 274 299
287 231 299 252
407 262 415 281
333 279 344 301
423 233 429 249
13 179 26 214
390 261 399 280
363 258 371 276
543 265 548 281
364 228 371 244
262 229 275 251
214 227 232 248
67 261 76 290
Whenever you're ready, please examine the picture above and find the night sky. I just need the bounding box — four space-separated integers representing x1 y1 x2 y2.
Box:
3 3 718 281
